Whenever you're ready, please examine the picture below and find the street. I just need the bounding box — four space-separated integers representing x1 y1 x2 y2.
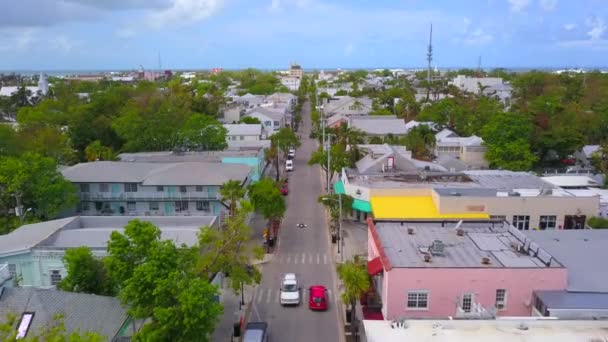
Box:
249 100 342 342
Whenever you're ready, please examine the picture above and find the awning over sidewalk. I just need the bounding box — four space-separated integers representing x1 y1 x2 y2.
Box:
333 180 346 195
352 199 372 213
367 257 383 276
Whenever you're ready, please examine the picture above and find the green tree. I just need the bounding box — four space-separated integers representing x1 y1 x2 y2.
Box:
178 114 228 150
318 194 354 234
248 178 286 229
219 179 246 217
105 220 224 342
337 256 370 337
308 143 351 184
60 246 114 296
270 127 301 154
482 112 538 171
239 116 261 124
403 125 436 160
84 140 115 161
0 125 21 157
0 153 77 223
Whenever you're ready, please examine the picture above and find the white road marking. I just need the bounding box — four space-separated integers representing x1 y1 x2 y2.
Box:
316 253 320 264
294 255 298 264
324 254 328 264
301 253 306 264
266 289 272 303
257 288 263 303
309 254 313 264
286 255 291 264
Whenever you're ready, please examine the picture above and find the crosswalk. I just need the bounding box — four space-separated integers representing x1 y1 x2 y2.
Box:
275 253 330 265
254 286 335 305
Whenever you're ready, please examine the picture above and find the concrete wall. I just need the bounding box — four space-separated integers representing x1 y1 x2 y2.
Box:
383 267 567 319
436 194 599 229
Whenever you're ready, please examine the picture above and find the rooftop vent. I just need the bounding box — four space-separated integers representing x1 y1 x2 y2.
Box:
424 254 432 263
407 227 415 235
456 228 465 237
481 257 491 265
429 240 445 256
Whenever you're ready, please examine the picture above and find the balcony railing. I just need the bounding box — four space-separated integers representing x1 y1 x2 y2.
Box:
79 192 220 201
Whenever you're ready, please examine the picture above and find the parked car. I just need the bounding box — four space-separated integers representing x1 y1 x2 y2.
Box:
287 148 296 159
308 285 328 311
280 273 300 305
281 182 289 195
243 322 268 342
285 159 294 172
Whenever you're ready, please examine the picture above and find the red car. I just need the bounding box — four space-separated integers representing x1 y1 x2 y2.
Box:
281 183 288 195
308 285 328 311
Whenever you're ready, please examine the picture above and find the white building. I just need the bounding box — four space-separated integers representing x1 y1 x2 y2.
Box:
434 128 488 170
243 107 286 137
224 124 262 143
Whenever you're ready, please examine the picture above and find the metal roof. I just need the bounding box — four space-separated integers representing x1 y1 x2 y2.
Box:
535 290 608 310
62 161 251 185
375 222 560 269
464 170 557 190
119 149 261 162
0 217 78 256
350 117 409 135
0 287 128 340
524 229 608 292
224 124 262 136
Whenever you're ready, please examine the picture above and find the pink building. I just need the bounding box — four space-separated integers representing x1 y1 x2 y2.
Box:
366 219 568 320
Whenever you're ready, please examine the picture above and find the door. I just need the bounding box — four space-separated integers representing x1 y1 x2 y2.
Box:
111 183 121 199
167 186 177 199
164 202 174 215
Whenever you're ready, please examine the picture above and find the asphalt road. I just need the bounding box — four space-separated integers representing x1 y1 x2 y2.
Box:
249 100 342 342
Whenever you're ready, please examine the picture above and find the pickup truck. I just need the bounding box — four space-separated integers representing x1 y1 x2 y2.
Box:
243 322 268 342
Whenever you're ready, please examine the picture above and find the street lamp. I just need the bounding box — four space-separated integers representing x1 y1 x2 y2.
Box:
321 193 343 262
17 207 32 225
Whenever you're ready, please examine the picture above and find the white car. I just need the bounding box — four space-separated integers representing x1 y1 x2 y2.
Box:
285 159 294 172
287 148 296 159
280 273 300 305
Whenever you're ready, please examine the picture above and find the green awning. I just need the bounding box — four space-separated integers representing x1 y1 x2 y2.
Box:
352 199 372 213
333 180 346 195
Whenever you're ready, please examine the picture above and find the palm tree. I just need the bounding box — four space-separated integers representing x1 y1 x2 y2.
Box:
337 256 370 337
264 145 279 181
219 180 246 217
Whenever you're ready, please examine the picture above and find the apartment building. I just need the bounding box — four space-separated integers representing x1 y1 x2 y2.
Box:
61 161 252 216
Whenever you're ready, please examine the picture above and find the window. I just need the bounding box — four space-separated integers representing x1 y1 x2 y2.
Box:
495 289 507 310
490 215 507 222
461 293 473 313
95 202 103 211
124 183 138 192
273 120 280 127
175 201 189 212
79 202 90 212
156 186 164 192
50 270 62 286
79 184 89 193
127 202 136 212
99 183 109 192
264 121 272 127
539 215 557 230
16 312 34 339
512 215 530 230
180 186 187 193
406 291 429 310
149 202 159 211
8 264 16 278
196 201 210 211
196 186 204 192
240 135 245 140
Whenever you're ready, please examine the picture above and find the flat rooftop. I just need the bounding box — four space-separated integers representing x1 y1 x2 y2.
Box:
118 149 261 162
523 229 608 292
364 319 608 342
374 221 561 269
0 216 216 255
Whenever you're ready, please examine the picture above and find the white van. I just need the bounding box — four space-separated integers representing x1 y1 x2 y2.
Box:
285 159 294 172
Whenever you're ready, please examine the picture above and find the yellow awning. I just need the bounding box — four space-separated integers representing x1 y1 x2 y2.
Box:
370 196 489 220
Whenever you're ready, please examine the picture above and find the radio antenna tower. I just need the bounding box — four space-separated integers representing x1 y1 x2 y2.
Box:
426 23 433 84
158 52 162 71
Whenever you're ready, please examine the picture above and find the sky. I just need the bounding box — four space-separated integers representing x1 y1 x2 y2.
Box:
0 0 607 70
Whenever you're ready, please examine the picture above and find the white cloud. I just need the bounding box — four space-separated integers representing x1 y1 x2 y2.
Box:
116 27 137 38
463 29 494 45
344 43 354 56
0 28 36 51
149 0 222 27
556 39 608 50
586 17 606 40
49 35 74 52
268 0 281 12
563 23 576 31
268 0 311 13
508 0 530 12
461 17 471 33
539 0 557 11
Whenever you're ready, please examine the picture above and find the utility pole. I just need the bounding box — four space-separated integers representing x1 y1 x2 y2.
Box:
426 23 433 101
327 134 332 194
338 192 343 262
